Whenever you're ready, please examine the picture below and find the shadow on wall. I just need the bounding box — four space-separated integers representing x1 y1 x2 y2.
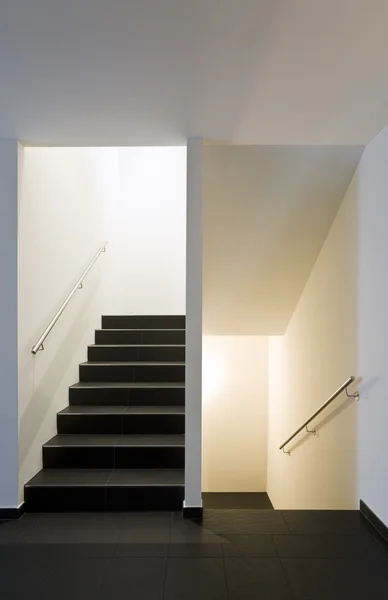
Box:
18 278 98 471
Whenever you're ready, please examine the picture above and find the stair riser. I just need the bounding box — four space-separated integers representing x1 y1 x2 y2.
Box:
79 364 185 383
57 414 185 435
88 346 185 362
25 486 184 512
102 315 185 330
95 330 185 345
43 446 185 469
69 386 185 406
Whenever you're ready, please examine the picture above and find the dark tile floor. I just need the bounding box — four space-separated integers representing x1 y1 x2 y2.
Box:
1 510 388 599
202 492 273 509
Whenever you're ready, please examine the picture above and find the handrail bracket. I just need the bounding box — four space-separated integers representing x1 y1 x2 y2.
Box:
346 388 359 400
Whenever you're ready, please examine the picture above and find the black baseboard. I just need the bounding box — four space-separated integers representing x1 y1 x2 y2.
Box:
360 499 388 544
183 506 203 519
0 503 25 520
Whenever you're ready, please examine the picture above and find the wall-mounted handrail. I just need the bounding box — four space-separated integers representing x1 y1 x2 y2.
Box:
31 241 108 354
279 376 359 453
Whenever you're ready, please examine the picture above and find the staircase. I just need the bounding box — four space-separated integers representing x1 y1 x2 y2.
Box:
24 315 186 511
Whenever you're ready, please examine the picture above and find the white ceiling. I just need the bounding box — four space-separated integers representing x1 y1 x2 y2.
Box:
203 145 364 334
1 1 388 145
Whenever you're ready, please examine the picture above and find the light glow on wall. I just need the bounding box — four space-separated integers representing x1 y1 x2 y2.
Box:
202 351 224 402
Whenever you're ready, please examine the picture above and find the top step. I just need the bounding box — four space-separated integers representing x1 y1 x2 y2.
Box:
102 315 186 330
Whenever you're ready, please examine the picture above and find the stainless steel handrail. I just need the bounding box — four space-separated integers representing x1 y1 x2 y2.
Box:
31 241 108 354
279 376 359 453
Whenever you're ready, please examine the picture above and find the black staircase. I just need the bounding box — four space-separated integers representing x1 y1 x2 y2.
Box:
24 315 185 511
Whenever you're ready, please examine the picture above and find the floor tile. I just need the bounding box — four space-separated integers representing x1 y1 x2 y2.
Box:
171 514 215 537
203 509 289 534
34 511 126 528
115 542 169 557
203 492 273 509
98 557 166 599
273 533 388 559
16 520 120 545
282 557 388 600
281 510 367 534
123 511 173 527
169 535 223 557
0 515 38 543
37 558 109 600
117 517 171 544
0 542 116 563
0 556 49 600
164 558 228 600
224 557 294 600
221 534 277 557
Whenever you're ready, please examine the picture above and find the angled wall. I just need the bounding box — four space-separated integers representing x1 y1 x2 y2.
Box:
267 177 359 508
267 121 388 525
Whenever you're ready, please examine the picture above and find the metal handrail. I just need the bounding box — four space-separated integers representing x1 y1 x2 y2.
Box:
31 241 108 354
279 376 359 453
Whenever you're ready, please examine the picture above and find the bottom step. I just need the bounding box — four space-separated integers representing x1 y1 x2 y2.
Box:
24 469 184 511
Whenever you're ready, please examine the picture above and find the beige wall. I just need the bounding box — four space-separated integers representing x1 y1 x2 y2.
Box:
203 145 363 335
267 180 359 509
202 336 268 492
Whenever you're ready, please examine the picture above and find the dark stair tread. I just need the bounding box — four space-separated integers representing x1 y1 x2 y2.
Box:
59 405 185 415
80 361 185 366
108 469 184 486
70 382 185 389
96 329 185 332
89 344 185 348
26 469 184 487
44 434 185 447
26 469 112 486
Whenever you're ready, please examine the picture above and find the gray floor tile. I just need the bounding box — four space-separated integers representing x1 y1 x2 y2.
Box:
222 534 277 557
224 557 294 600
0 556 51 600
17 522 120 545
171 515 215 537
0 542 116 561
282 557 388 600
281 510 368 534
203 509 289 534
0 515 37 543
98 557 166 599
273 532 388 559
169 537 223 557
115 542 169 557
37 558 109 600
164 558 228 600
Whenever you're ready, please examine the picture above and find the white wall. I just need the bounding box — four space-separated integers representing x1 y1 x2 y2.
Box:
267 178 359 509
18 146 187 502
18 147 117 502
357 125 388 526
202 336 268 492
0 141 20 509
106 147 186 315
